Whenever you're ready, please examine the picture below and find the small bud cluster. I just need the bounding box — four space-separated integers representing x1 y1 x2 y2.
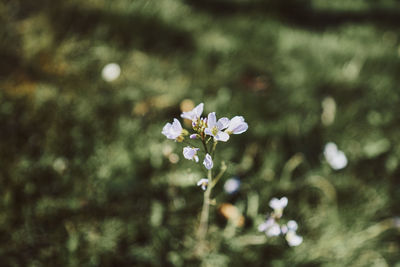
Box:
258 197 303 247
161 102 248 190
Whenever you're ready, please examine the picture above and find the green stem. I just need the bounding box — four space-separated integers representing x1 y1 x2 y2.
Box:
201 138 209 154
211 162 227 188
197 169 212 242
211 141 217 158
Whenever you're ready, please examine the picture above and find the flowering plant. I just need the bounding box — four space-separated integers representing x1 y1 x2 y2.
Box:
258 197 303 247
162 102 303 254
162 103 248 247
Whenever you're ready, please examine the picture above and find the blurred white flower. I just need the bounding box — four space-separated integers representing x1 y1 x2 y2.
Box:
203 153 213 170
258 218 281 237
269 197 288 218
183 146 199 162
224 177 240 194
197 178 209 191
53 157 67 174
181 103 204 121
285 230 303 247
225 116 248 135
204 112 230 142
101 63 121 82
287 220 298 231
162 119 183 140
324 142 348 170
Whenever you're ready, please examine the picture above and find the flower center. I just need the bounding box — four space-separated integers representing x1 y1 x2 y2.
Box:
211 126 219 136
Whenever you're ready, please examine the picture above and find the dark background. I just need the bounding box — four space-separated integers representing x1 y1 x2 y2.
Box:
1 0 400 266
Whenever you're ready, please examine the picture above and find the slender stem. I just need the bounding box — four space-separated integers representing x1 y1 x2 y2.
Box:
211 161 227 188
201 138 209 154
211 141 217 158
196 169 212 243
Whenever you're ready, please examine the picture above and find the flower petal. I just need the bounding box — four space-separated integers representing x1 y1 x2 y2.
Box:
207 112 217 128
287 220 298 231
203 153 213 169
194 103 204 118
161 123 172 137
217 117 230 129
232 122 248 134
215 131 229 142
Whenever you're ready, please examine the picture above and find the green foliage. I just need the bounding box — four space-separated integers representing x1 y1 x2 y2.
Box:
1 0 400 266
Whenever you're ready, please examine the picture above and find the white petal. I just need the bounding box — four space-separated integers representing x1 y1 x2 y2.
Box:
207 112 217 128
194 103 204 118
269 198 280 210
232 122 248 134
266 224 281 237
183 147 192 160
279 197 288 208
227 116 244 130
162 123 172 137
218 117 230 129
203 153 213 169
181 111 195 120
286 231 303 246
172 118 182 129
215 131 229 142
231 116 245 124
287 220 298 231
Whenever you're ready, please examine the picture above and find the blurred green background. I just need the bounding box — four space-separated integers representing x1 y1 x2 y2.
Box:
1 0 400 266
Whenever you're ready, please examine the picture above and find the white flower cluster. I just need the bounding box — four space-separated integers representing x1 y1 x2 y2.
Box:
162 103 248 190
258 197 303 247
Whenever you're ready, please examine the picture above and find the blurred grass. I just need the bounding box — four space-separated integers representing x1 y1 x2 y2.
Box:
1 0 400 266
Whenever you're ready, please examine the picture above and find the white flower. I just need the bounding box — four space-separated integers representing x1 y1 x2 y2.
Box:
181 103 204 121
258 218 281 237
183 146 199 162
204 112 230 142
269 197 288 218
269 197 288 211
197 178 209 191
224 177 240 194
287 220 298 231
102 63 121 82
286 230 303 246
162 119 183 140
225 116 248 135
324 142 348 170
203 153 213 170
